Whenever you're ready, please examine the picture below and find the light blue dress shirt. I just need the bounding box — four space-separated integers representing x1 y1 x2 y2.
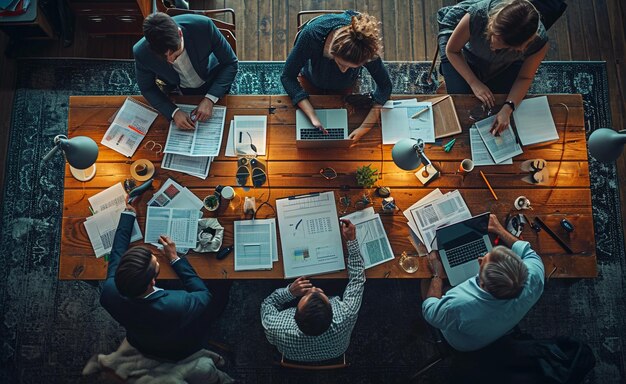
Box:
422 240 545 351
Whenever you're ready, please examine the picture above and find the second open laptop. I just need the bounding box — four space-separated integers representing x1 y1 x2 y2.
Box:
436 212 492 286
295 109 352 148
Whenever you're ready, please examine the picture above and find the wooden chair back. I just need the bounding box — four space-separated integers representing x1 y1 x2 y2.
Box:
294 10 343 45
279 353 349 370
164 8 237 54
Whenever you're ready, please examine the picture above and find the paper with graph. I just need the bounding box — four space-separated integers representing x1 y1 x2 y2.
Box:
276 191 345 278
234 219 276 271
342 207 394 269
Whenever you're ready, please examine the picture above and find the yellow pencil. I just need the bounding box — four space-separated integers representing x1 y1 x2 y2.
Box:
480 171 498 200
410 106 430 119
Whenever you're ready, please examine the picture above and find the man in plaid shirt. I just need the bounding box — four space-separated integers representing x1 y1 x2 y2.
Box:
261 219 365 362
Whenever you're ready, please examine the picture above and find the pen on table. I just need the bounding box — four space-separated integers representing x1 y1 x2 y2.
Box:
239 131 242 143
411 106 430 119
480 171 498 200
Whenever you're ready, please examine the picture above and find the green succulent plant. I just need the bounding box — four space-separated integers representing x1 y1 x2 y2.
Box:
355 164 378 188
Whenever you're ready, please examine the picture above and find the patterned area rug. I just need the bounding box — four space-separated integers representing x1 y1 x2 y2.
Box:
0 60 623 383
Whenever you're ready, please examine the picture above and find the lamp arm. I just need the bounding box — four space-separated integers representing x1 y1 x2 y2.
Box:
42 135 68 163
420 151 433 167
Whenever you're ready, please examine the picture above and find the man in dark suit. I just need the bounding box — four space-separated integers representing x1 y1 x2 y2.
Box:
100 203 216 361
133 12 238 130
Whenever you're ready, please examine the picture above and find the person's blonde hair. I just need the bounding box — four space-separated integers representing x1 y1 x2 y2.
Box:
480 246 528 299
486 0 540 47
330 13 382 65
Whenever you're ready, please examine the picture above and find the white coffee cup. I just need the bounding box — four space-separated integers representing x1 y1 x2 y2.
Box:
221 186 235 200
459 159 475 174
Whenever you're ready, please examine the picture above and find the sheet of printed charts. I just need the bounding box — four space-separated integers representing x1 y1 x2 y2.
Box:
276 191 345 278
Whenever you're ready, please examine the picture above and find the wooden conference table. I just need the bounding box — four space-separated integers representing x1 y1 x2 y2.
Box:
60 94 596 280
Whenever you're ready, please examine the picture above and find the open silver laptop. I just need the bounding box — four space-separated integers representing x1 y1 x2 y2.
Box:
295 109 352 148
436 212 492 286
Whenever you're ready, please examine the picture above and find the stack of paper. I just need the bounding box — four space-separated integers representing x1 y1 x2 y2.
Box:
513 96 559 145
144 178 204 249
403 189 472 252
84 183 143 257
101 98 158 157
473 115 523 165
225 115 268 157
162 104 227 177
234 218 278 271
341 207 394 269
381 99 435 144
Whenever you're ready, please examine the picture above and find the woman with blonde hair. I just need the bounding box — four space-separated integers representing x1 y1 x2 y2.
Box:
281 10 392 141
438 0 549 134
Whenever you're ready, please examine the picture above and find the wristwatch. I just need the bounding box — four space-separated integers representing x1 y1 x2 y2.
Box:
504 100 516 112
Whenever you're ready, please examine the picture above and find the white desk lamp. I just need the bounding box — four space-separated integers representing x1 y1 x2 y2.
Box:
391 138 439 185
42 134 99 181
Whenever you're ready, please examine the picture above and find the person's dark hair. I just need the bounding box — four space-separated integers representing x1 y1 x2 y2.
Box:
143 12 181 56
480 246 528 299
487 0 540 47
330 13 382 65
294 292 333 336
115 246 156 298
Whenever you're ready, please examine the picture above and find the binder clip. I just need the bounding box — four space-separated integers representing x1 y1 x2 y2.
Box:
443 139 456 153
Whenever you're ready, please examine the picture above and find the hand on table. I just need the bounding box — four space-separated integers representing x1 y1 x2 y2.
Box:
470 81 495 108
490 107 513 135
340 219 356 241
348 126 371 142
309 115 328 134
427 251 444 278
158 235 178 262
192 97 214 122
173 110 195 130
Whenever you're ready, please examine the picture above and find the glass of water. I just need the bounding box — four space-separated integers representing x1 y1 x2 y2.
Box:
398 251 419 273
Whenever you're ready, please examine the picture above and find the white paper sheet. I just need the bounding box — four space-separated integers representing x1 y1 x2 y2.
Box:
381 101 435 144
276 191 345 278
342 207 395 269
402 189 444 242
147 178 203 210
164 104 227 157
233 115 267 156
161 153 213 179
408 190 472 252
101 98 158 157
225 120 236 157
88 183 127 214
145 207 199 249
84 211 143 257
513 96 559 146
470 127 513 166
234 219 275 271
475 115 523 164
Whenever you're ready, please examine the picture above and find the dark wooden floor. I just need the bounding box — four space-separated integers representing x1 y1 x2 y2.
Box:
0 0 624 239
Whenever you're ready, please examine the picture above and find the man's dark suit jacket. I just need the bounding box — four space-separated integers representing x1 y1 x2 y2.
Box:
100 213 213 361
133 14 239 119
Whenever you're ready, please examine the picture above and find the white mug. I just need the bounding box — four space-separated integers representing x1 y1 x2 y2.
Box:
459 159 474 174
221 186 235 200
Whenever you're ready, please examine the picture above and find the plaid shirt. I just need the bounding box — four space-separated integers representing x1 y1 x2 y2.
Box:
261 240 365 362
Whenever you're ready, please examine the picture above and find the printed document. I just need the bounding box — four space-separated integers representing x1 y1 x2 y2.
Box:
162 153 213 179
475 115 523 164
409 190 472 252
470 128 513 166
234 115 267 156
101 98 158 157
88 183 127 213
342 207 394 269
276 191 345 278
84 211 142 257
145 207 199 249
381 100 435 144
147 178 203 210
513 96 559 145
403 189 444 242
234 219 276 271
164 104 226 157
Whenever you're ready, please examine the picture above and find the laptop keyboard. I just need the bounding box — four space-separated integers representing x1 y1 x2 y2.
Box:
300 128 345 140
446 238 488 268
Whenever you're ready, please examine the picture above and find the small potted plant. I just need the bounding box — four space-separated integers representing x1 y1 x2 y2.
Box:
203 194 220 212
355 164 378 189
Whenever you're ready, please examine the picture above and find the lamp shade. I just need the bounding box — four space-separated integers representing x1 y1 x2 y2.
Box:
588 128 626 163
392 138 423 170
59 136 99 169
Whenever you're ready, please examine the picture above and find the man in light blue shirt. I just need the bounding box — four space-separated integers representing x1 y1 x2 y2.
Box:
422 214 545 352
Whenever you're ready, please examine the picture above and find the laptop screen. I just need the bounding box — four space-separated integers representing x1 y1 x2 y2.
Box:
437 213 490 250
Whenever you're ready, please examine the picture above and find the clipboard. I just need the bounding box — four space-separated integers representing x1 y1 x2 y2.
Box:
427 95 462 139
